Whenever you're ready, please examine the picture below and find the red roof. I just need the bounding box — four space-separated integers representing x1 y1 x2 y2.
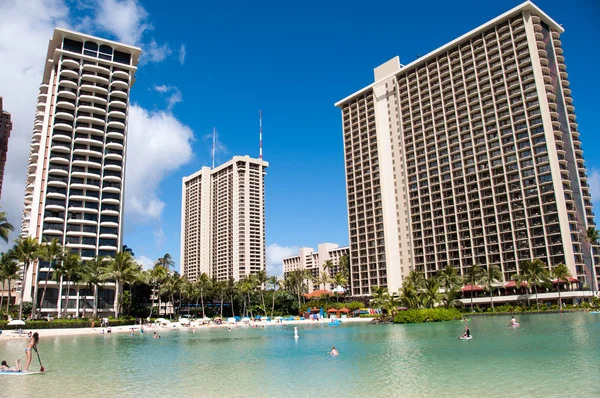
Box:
553 277 579 284
303 290 336 299
504 281 528 288
339 308 350 313
462 284 484 292
327 308 340 313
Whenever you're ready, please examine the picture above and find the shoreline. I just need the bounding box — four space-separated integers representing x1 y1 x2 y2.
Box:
0 317 375 340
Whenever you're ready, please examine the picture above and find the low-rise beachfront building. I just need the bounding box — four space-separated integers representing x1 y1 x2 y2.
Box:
20 28 141 317
181 155 268 283
335 1 599 301
283 243 349 293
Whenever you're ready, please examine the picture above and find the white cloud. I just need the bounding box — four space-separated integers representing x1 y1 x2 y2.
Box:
94 0 151 45
143 39 172 64
152 84 182 111
153 227 166 247
0 0 70 250
124 105 195 222
136 255 155 270
266 244 299 277
178 44 186 65
588 169 600 204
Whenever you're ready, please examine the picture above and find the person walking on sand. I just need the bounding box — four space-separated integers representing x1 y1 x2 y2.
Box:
24 332 39 372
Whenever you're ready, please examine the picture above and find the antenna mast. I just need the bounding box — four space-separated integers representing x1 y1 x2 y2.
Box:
259 110 263 160
212 127 216 169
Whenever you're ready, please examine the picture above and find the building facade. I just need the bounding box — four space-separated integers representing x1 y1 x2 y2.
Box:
0 97 12 199
181 156 268 282
336 1 598 296
283 243 349 293
20 28 141 315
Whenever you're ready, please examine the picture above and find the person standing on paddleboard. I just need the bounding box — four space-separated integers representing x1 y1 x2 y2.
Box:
24 332 39 372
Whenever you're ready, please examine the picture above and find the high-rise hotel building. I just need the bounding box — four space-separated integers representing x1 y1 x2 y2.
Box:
21 28 141 313
0 97 12 199
335 1 598 296
181 156 268 282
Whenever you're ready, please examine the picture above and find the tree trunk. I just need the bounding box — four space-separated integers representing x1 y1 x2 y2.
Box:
18 262 29 320
81 286 86 319
470 288 474 312
38 263 52 318
490 286 495 311
158 287 162 317
200 288 205 318
271 292 276 318
63 280 70 319
230 295 235 318
261 291 266 315
93 284 98 319
242 295 247 317
526 285 531 307
220 293 224 318
557 282 562 311
0 279 4 311
114 282 120 319
534 284 540 311
6 279 11 313
31 261 40 319
248 292 253 318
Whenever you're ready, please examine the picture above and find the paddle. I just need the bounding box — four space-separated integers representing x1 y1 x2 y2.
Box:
34 347 44 372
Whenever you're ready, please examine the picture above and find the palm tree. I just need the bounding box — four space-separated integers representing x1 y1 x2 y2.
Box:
13 236 40 320
480 264 503 311
585 226 599 292
81 256 105 319
267 276 282 317
333 272 348 302
155 253 175 270
53 253 82 318
316 272 332 291
148 264 167 318
122 245 135 257
256 270 268 315
196 273 211 318
36 239 65 318
383 293 401 319
400 280 422 309
337 254 350 281
100 251 138 319
404 271 426 291
322 260 334 277
213 280 226 318
551 263 571 311
423 278 442 308
371 286 389 313
464 265 484 312
515 259 550 311
438 264 462 292
0 210 14 243
226 277 238 318
0 251 20 313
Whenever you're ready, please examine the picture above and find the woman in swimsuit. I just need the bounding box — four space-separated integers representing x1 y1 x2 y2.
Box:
1 359 22 372
24 332 39 372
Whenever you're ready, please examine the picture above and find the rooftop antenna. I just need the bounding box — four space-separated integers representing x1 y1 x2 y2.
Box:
259 110 263 160
212 127 216 169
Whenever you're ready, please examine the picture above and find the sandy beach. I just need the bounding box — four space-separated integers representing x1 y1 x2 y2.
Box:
0 317 374 340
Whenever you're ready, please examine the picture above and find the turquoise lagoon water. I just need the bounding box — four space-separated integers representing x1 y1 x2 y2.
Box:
1 313 599 397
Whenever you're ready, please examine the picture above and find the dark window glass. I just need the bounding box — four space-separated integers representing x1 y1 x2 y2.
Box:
113 50 131 65
84 41 98 51
63 38 83 53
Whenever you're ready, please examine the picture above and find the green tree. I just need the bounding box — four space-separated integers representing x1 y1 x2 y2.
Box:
36 238 65 318
480 264 503 310
100 251 139 319
438 264 462 292
333 272 348 302
13 236 40 320
551 263 572 311
322 259 334 277
256 269 268 315
81 256 106 319
337 254 350 281
155 253 175 270
148 264 168 319
515 259 550 311
226 277 237 317
267 276 282 317
464 265 484 312
0 210 14 243
371 286 389 312
196 272 211 318
423 278 442 308
0 251 21 313
53 253 82 318
585 226 599 292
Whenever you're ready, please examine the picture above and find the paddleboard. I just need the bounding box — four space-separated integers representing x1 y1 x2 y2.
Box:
589 311 600 314
459 335 473 340
509 323 520 327
0 371 42 376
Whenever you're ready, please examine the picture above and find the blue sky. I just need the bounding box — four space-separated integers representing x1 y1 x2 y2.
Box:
1 0 599 276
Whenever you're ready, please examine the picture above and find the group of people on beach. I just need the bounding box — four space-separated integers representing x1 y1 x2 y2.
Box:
1 332 39 373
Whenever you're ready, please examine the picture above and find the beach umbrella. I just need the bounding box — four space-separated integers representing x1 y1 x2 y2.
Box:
179 318 190 325
8 320 25 326
241 317 251 323
274 316 283 320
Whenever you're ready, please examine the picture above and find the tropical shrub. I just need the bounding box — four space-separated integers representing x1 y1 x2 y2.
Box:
393 308 461 324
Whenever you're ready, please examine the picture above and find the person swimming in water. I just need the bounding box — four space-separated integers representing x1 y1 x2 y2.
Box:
328 346 339 356
509 316 518 326
0 359 22 372
24 332 39 372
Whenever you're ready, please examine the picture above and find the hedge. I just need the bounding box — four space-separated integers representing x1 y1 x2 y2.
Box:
0 319 134 330
393 308 462 324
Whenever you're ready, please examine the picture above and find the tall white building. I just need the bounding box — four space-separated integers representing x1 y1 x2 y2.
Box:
283 243 349 293
21 28 141 315
181 155 268 282
336 1 598 296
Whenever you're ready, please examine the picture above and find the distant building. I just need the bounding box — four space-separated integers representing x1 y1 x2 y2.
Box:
181 155 268 282
0 97 12 199
335 1 598 296
283 243 349 293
